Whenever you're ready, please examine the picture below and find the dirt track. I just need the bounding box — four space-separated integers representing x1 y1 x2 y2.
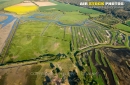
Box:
0 19 16 53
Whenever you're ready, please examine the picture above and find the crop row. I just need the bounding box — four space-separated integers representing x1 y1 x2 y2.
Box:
71 26 109 50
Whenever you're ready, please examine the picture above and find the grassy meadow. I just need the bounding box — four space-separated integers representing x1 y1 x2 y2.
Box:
59 12 89 24
6 21 71 62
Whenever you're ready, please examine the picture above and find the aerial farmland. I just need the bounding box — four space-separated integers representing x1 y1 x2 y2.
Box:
0 0 130 85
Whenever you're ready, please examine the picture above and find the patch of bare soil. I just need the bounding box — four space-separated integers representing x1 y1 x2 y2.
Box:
50 42 60 51
34 52 40 56
54 43 59 49
0 58 75 85
102 48 130 85
34 2 57 6
0 16 7 22
0 65 31 85
0 19 16 53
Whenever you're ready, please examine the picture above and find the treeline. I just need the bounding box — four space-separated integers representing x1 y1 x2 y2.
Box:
55 0 86 6
54 0 130 20
93 2 130 20
55 0 124 5
0 0 24 10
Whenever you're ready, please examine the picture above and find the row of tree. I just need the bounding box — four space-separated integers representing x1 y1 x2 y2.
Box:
54 0 130 20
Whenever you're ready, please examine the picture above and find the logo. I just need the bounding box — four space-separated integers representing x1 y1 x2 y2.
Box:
80 1 124 8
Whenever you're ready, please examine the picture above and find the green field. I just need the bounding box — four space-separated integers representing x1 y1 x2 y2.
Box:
39 1 102 14
59 12 89 24
2 6 106 64
0 0 24 10
115 23 130 32
0 1 6 4
6 21 71 62
0 0 129 85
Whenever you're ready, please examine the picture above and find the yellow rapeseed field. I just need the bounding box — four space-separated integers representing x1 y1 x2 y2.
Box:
4 6 38 14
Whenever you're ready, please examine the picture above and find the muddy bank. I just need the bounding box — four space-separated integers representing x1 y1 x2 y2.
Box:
91 49 116 85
